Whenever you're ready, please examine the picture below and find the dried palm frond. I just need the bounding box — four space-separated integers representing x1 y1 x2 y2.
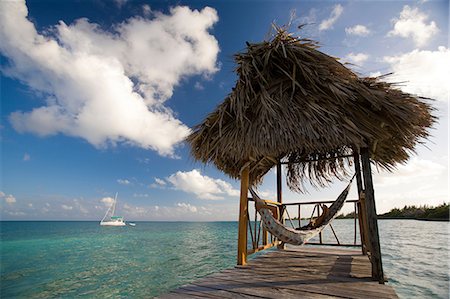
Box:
186 28 435 192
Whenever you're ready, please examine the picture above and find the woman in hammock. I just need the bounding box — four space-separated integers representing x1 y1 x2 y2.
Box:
298 204 329 230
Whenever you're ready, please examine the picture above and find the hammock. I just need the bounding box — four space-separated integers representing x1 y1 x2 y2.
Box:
249 175 355 246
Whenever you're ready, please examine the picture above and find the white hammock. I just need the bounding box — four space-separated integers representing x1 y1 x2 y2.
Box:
249 176 354 246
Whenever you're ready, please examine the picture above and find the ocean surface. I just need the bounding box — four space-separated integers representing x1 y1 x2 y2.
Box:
1 220 448 298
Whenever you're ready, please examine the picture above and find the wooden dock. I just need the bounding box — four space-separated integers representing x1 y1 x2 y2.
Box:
158 246 398 298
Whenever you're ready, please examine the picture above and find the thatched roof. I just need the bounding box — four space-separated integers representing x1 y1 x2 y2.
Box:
187 29 435 191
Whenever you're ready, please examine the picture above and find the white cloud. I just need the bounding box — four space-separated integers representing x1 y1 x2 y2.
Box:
345 25 370 36
142 5 152 16
369 71 382 77
166 169 239 200
117 179 131 185
149 177 167 189
5 195 16 204
23 153 31 161
0 1 219 157
101 197 115 206
8 211 26 216
387 5 439 47
374 158 445 187
319 4 343 31
133 193 150 198
373 158 448 212
154 178 166 186
345 52 369 65
0 191 5 197
177 202 198 213
383 47 450 102
61 204 73 210
194 81 205 90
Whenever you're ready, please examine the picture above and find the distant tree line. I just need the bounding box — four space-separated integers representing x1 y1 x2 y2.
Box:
336 203 449 221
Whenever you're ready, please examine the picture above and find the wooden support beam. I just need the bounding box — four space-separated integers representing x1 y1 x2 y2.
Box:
276 161 285 249
317 205 323 244
276 162 282 204
361 148 385 284
353 152 368 255
262 228 268 246
237 166 249 266
359 194 371 254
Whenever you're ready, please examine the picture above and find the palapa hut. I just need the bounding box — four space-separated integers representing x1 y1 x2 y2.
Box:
186 28 435 283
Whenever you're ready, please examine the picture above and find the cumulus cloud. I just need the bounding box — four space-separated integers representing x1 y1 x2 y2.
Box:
177 202 198 213
194 81 205 90
387 5 438 47
149 177 167 189
154 178 166 186
0 192 16 205
61 204 73 210
384 47 450 102
117 179 131 185
0 1 219 157
319 4 343 31
101 196 115 206
166 169 239 200
345 25 370 36
373 158 448 212
5 194 16 204
374 158 445 187
142 5 152 16
345 52 369 65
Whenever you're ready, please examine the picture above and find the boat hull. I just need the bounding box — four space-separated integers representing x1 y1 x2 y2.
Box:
100 221 126 226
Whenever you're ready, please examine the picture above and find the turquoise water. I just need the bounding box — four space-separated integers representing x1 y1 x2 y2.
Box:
1 220 448 298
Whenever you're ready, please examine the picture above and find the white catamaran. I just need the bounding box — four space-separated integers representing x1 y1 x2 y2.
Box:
100 193 126 226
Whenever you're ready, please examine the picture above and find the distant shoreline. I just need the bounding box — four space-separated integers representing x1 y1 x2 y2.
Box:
378 217 449 222
337 203 449 222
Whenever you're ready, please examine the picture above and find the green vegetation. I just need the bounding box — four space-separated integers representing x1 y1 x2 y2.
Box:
336 203 449 221
336 211 356 219
378 203 449 220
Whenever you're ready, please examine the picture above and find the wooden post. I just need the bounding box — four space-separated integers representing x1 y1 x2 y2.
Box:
317 204 323 244
276 161 285 249
361 148 385 283
237 166 249 266
262 228 268 246
359 194 371 253
354 152 368 255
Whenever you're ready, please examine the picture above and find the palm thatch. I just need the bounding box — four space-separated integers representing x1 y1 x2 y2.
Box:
186 28 435 192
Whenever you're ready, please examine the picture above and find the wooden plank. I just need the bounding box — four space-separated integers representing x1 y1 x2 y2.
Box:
214 265 396 299
237 166 250 266
190 273 339 298
160 247 398 299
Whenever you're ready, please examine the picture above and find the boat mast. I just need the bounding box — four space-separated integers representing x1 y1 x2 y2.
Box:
111 192 118 217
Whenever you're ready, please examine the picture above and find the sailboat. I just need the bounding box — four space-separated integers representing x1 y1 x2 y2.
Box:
100 193 126 226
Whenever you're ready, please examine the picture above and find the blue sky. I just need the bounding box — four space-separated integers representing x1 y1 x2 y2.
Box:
1 0 448 221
